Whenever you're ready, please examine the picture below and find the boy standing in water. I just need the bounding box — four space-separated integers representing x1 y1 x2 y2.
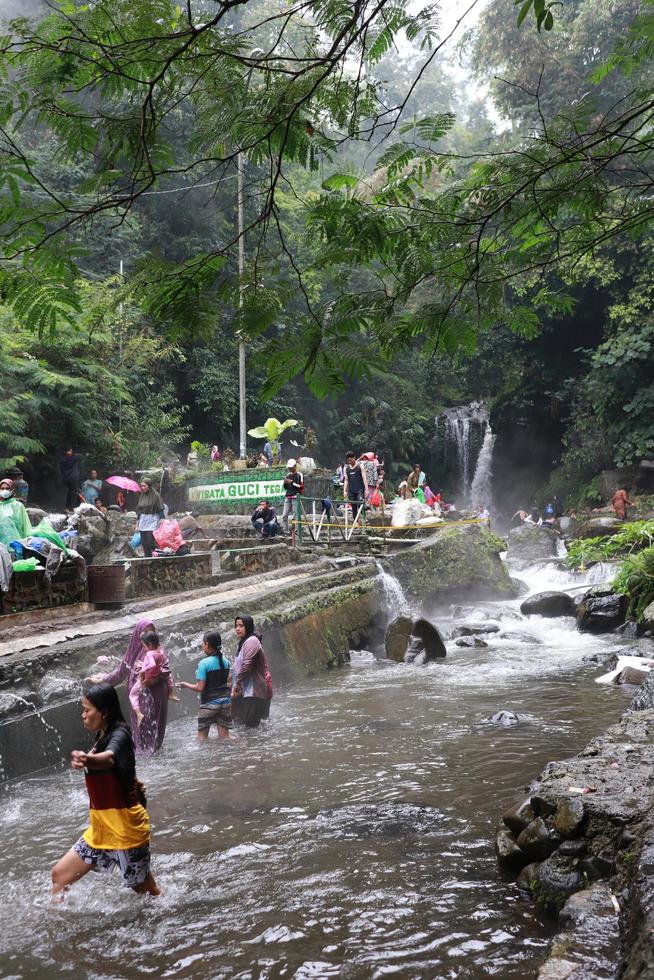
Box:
179 630 233 739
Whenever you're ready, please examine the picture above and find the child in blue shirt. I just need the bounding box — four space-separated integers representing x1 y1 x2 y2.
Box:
179 630 233 739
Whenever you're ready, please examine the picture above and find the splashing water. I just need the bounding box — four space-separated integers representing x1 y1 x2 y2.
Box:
375 561 411 618
470 424 496 513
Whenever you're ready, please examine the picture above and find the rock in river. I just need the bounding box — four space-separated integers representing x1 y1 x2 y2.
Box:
388 524 516 603
385 616 446 664
450 622 500 637
455 636 488 648
507 524 558 564
520 591 575 618
576 586 627 633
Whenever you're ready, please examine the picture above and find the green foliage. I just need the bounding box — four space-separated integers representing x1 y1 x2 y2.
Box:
613 545 654 621
566 520 654 570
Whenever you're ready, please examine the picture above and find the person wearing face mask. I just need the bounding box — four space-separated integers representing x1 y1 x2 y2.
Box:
0 478 32 549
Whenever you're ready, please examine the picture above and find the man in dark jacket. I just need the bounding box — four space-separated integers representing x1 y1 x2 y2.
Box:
60 447 82 512
251 500 279 537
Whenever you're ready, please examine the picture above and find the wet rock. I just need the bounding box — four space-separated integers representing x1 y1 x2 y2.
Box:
499 630 543 644
629 672 654 711
490 710 520 727
531 853 585 913
516 861 540 894
579 850 615 881
640 599 654 632
450 622 500 637
558 839 586 858
495 826 531 871
520 591 575 618
503 798 536 835
25 506 47 525
538 885 621 979
554 797 585 838
510 577 529 596
67 510 113 563
577 516 625 539
454 635 488 648
385 616 446 664
507 524 558 563
385 616 412 662
576 586 627 634
37 675 79 704
388 524 516 602
517 817 558 860
617 665 651 686
615 620 639 639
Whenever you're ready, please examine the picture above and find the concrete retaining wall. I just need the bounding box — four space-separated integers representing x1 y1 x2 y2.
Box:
0 565 377 782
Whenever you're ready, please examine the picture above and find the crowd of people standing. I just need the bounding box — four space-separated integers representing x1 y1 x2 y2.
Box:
55 613 273 898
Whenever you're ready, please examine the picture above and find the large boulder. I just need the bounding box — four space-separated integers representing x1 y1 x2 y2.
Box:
576 516 624 539
576 586 627 633
388 525 516 604
507 524 558 564
520 591 575 618
68 510 113 562
385 616 446 664
641 599 654 632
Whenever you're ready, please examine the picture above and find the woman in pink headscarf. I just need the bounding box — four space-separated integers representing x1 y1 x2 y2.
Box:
95 618 169 755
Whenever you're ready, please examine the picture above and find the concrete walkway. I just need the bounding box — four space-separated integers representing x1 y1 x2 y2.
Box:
0 565 321 660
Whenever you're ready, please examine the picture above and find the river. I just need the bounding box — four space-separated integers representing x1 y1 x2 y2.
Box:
0 559 642 979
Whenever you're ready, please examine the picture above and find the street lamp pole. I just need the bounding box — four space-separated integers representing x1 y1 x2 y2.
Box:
237 151 246 459
236 48 263 461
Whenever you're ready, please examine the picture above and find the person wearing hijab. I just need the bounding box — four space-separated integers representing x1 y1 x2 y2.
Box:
135 477 164 558
231 615 268 728
0 478 32 549
89 618 169 754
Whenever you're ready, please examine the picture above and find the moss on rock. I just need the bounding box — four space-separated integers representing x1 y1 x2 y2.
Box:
388 524 516 603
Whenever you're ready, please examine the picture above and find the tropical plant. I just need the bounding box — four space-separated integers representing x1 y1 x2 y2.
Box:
566 520 654 570
613 546 654 622
248 418 298 463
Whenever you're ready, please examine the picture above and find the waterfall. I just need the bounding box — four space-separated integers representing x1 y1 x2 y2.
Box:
375 561 411 618
470 425 496 512
437 402 493 508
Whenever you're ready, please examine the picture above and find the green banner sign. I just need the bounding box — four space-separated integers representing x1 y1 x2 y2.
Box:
189 478 284 504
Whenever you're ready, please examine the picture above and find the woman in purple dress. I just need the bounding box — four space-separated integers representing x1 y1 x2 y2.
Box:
95 618 169 755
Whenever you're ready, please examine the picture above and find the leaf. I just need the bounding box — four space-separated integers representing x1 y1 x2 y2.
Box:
322 173 360 192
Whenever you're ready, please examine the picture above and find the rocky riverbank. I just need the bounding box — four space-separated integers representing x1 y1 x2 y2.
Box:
496 683 654 979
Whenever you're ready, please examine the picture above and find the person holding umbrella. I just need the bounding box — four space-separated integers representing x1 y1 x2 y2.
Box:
135 477 164 557
104 475 141 512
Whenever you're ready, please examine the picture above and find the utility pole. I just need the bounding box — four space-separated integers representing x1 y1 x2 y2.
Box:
236 48 263 461
237 152 246 459
118 258 124 438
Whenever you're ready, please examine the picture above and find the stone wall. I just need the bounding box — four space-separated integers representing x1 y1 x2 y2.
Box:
495 708 654 979
126 553 212 598
0 564 377 781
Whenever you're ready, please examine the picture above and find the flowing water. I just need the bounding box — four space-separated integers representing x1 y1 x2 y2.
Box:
0 561 642 980
469 427 496 514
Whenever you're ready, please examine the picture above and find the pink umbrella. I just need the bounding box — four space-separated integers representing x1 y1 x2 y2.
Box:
105 475 142 493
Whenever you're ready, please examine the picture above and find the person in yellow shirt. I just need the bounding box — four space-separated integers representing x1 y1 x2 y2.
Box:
51 683 160 897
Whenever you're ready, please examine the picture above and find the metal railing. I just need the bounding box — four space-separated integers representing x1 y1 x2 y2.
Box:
291 495 487 546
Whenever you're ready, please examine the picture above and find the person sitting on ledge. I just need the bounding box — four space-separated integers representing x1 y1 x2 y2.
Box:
251 499 280 538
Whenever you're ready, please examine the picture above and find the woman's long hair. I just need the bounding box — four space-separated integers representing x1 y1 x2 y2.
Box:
235 615 255 651
85 682 128 745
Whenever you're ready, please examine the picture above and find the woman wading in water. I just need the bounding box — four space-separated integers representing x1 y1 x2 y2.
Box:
92 618 169 754
51 683 159 897
231 615 268 728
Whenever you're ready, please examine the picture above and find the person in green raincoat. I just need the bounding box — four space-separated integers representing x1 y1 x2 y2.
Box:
0 478 32 549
